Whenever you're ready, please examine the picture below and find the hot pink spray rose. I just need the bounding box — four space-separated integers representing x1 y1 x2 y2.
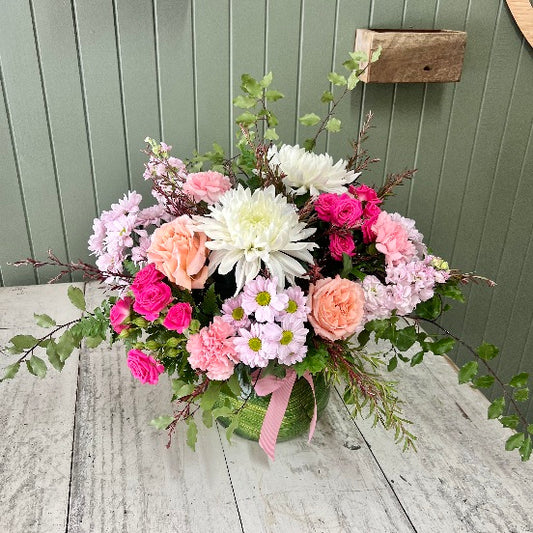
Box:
329 233 356 261
308 275 365 341
182 171 231 204
133 282 172 321
163 302 193 333
314 193 338 222
350 184 382 205
330 194 363 228
127 349 165 385
131 263 164 297
109 296 133 334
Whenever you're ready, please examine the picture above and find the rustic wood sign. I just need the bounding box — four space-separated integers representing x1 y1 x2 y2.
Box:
506 0 533 47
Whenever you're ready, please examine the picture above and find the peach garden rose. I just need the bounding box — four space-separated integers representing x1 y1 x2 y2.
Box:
307 275 365 341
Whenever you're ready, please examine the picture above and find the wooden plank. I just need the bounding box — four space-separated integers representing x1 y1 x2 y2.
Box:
0 283 84 533
218 389 415 532
67 283 241 532
353 347 533 532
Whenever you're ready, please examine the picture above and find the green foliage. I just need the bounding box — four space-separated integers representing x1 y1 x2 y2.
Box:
410 351 424 367
477 342 499 361
392 325 417 351
1 362 20 382
327 72 347 86
488 397 505 419
520 435 532 461
429 337 455 356
150 415 174 430
499 415 520 429
513 388 529 402
320 90 334 103
67 285 86 311
509 372 529 388
186 418 198 451
34 313 56 328
458 361 478 384
7 334 38 353
472 375 495 389
325 117 341 133
414 295 442 320
27 355 47 378
505 432 524 451
298 113 321 126
293 344 328 377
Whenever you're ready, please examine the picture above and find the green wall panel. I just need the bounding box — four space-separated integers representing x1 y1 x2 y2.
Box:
1 0 533 419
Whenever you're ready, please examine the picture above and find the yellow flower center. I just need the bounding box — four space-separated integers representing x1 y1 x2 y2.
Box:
248 337 262 351
232 307 245 321
280 330 293 345
256 291 271 306
286 299 298 314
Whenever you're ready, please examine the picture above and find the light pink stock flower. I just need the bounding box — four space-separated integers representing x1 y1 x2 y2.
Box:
127 349 165 385
183 171 232 204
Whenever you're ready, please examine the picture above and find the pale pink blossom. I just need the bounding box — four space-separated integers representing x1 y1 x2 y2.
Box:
183 171 232 204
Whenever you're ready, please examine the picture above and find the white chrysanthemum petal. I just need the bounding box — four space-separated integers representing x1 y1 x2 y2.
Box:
268 144 360 196
196 185 317 292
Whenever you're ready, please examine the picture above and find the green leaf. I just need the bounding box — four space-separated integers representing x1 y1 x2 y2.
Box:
342 58 360 71
172 381 195 399
430 337 456 356
410 351 424 367
436 283 465 302
46 342 64 372
28 355 47 379
85 336 104 349
265 89 284 101
349 50 368 63
293 344 328 377
56 330 77 362
528 424 533 435
392 325 417 351
202 409 213 428
509 372 529 388
240 74 262 97
357 329 371 348
201 283 219 316
325 117 341 133
298 113 321 126
227 373 241 397
472 375 495 389
9 334 38 351
341 253 353 278
371 45 382 62
505 432 525 451
264 128 279 141
414 295 442 320
1 362 20 381
150 415 174 430
303 138 316 152
259 71 273 88
488 397 505 419
235 112 257 126
520 435 532 461
211 406 233 420
226 414 240 442
387 356 398 372
327 72 347 86
68 285 86 311
186 419 198 451
320 90 334 103
233 95 257 109
34 313 56 328
477 342 499 361
499 415 520 429
347 70 360 90
200 381 222 410
458 361 478 384
514 388 529 402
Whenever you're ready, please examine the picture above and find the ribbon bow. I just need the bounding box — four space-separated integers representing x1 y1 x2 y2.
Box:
253 368 317 460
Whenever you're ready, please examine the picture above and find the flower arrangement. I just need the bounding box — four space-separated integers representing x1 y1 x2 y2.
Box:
4 51 532 461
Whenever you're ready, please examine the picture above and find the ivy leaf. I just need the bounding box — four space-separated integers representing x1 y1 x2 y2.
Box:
227 373 241 397
46 342 64 372
410 351 424 367
505 432 525 451
414 295 442 320
436 283 465 302
34 313 56 328
56 330 77 362
520 435 532 461
303 138 316 152
150 415 174 430
392 325 417 351
233 95 257 109
265 89 284 101
509 372 529 388
9 334 38 352
235 112 257 126
472 375 495 389
172 381 195 400
259 71 273 88
1 362 20 381
211 406 233 420
371 45 383 62
293 344 328 377
347 70 360 90
320 90 334 103
68 285 86 311
240 74 262 97
200 381 222 410
430 337 456 355
327 72 347 86
226 414 241 442
202 409 213 428
264 128 279 141
499 415 520 429
186 419 198 451
487 397 505 419
458 361 478 384
514 388 529 402
387 356 398 372
298 113 321 126
325 117 341 133
477 342 499 361
28 355 47 379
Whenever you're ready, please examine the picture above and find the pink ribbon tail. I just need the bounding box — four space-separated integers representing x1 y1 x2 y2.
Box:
254 369 317 460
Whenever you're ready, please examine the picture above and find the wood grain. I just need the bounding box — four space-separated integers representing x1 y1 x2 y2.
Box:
66 283 241 533
0 284 84 533
506 0 533 46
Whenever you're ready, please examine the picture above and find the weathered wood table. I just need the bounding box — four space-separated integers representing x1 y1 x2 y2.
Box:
1 283 532 533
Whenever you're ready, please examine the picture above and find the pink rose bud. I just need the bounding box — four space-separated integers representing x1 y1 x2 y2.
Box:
314 193 338 222
349 184 382 205
163 302 193 333
330 194 363 228
133 282 172 321
109 296 133 334
127 349 165 385
131 263 164 297
329 233 356 261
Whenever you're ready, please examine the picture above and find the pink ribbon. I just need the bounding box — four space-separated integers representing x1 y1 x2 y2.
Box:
253 368 317 460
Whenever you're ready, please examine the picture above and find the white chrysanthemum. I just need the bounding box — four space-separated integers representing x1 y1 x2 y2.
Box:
196 185 317 292
268 144 360 196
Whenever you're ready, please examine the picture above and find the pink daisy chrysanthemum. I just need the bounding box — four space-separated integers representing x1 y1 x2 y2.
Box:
221 294 251 329
263 315 308 366
277 285 310 321
233 323 276 368
241 276 289 323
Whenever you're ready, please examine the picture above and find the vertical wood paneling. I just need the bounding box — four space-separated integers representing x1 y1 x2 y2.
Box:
2 0 533 419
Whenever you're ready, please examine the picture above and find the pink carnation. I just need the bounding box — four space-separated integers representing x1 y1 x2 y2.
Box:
110 296 133 334
330 194 363 228
186 317 239 380
131 263 165 297
182 171 232 204
373 211 416 266
163 302 192 333
127 349 165 385
329 232 356 261
133 282 172 321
